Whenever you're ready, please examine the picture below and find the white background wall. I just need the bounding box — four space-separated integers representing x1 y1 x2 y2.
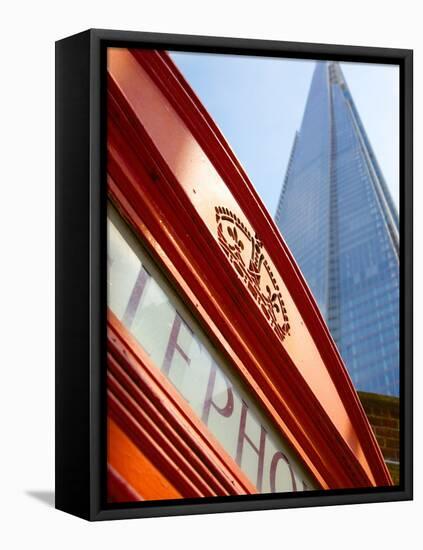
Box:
0 1 420 548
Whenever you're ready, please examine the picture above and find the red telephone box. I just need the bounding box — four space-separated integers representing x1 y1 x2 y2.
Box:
106 47 392 502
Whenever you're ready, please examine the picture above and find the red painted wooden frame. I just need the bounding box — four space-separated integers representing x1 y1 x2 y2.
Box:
106 46 392 498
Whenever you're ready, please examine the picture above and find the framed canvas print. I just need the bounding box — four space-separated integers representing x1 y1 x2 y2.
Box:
55 29 413 521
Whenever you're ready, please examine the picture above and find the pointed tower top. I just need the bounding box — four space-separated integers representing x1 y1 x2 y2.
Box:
328 61 345 86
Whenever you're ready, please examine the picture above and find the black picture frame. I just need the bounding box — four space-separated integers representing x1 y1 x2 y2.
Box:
55 28 413 521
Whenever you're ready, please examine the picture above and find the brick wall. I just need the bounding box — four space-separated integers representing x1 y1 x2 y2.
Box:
358 391 400 485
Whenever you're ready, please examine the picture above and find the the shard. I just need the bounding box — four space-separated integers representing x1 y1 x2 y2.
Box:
275 61 399 396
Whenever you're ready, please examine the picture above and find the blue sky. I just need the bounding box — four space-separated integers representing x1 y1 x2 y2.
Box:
170 52 399 216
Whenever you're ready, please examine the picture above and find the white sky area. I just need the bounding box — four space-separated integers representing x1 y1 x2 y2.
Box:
170 52 399 216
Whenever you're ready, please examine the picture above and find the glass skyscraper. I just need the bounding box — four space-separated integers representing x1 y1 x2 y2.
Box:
275 61 399 396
